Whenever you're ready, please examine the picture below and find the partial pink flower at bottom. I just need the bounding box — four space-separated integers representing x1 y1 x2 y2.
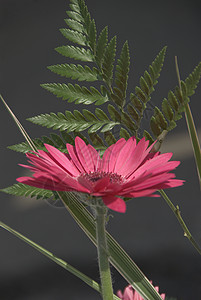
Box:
17 136 184 213
117 283 165 300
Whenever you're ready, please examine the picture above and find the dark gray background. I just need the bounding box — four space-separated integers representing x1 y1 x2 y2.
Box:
0 0 201 299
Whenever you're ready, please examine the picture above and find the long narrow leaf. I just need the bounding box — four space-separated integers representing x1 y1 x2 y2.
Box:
175 57 201 186
184 103 201 186
58 191 163 300
0 220 120 299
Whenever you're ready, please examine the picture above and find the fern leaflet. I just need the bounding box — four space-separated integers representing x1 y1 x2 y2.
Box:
41 83 109 105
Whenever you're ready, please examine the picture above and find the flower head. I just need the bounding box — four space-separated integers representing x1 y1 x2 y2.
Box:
117 283 165 300
17 136 183 213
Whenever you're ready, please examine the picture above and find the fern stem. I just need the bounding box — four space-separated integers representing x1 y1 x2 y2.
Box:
160 190 201 255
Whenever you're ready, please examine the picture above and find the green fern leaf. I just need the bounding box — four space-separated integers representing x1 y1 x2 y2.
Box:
168 91 179 111
8 134 71 154
88 19 97 52
121 112 137 132
112 41 130 107
95 27 108 68
150 116 162 137
41 83 108 105
64 18 85 33
66 10 83 23
127 103 140 123
1 183 53 200
135 86 147 103
119 128 130 140
59 28 87 46
28 110 118 134
162 99 174 121
149 46 167 83
104 131 117 146
55 45 93 62
107 104 121 122
89 133 105 149
102 36 117 87
143 130 154 144
185 62 201 96
8 141 35 153
154 107 168 130
130 93 143 113
50 133 66 148
48 64 99 82
61 131 74 144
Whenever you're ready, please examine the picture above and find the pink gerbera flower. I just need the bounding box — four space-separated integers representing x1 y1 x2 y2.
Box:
117 283 166 300
17 136 183 213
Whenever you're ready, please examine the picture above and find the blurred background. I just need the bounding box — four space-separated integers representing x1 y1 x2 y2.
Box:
0 0 201 299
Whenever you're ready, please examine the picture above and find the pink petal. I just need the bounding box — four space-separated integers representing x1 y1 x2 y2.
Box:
121 138 150 178
113 137 137 174
74 137 96 173
67 143 86 173
87 144 100 171
44 144 80 176
128 152 173 180
101 138 126 172
102 196 126 213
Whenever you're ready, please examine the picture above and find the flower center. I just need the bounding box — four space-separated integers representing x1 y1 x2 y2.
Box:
82 171 124 184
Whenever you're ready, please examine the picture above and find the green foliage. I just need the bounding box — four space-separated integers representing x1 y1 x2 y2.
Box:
55 45 93 61
8 133 74 154
127 47 167 133
102 36 117 88
1 183 53 200
111 41 130 108
28 108 119 134
185 62 201 96
48 64 99 81
95 27 108 68
147 62 201 141
41 83 108 105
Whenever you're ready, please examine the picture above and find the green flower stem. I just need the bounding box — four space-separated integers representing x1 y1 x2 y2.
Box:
160 190 201 255
95 204 114 300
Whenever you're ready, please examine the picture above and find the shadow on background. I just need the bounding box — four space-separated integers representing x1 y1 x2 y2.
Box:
0 0 201 299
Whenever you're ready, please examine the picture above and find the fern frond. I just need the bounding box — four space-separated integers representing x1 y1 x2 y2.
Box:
95 27 108 68
55 45 93 62
102 36 117 87
119 128 130 140
125 47 166 136
41 83 108 105
28 109 119 134
1 183 53 200
8 134 70 154
185 62 201 96
64 18 85 33
59 28 87 46
111 41 130 108
149 46 167 84
104 131 117 146
146 62 201 143
89 133 105 149
48 64 99 81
